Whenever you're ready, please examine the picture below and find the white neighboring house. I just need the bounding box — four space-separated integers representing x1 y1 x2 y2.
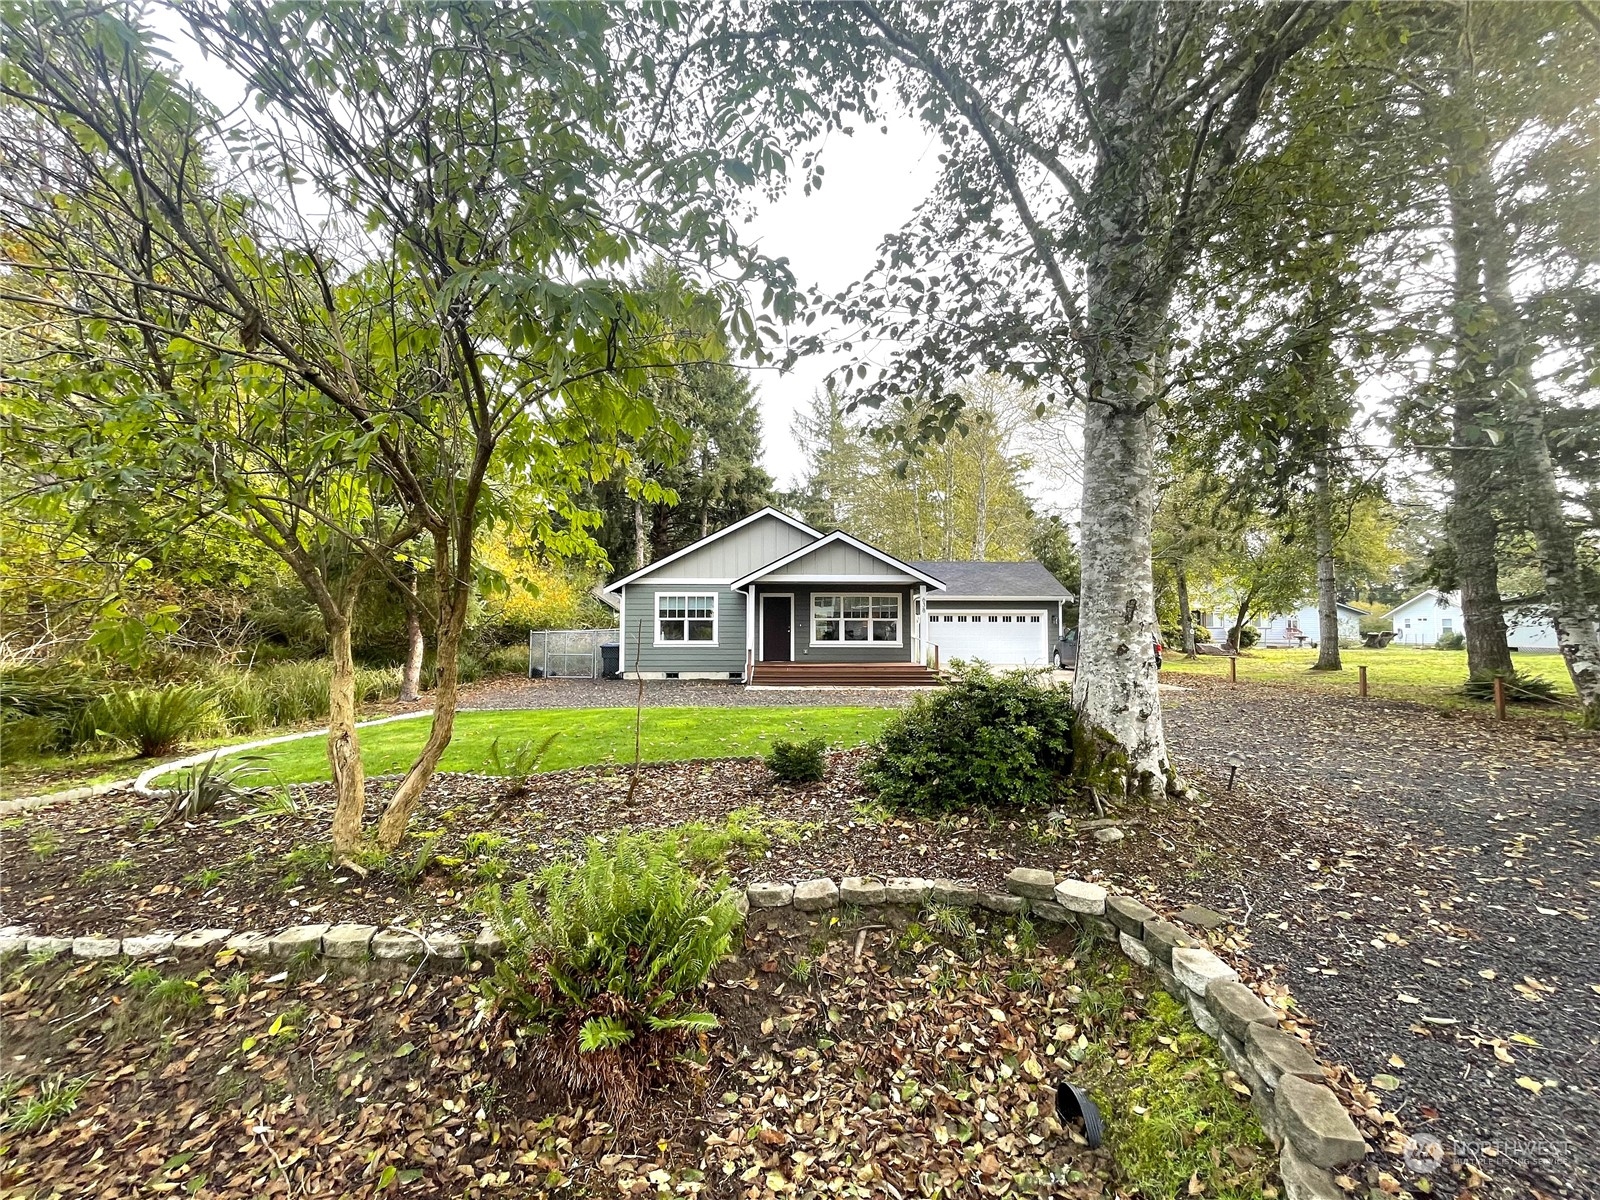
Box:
1190 601 1363 647
1383 588 1561 651
1255 602 1366 648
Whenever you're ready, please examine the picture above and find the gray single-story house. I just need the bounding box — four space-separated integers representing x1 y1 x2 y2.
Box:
603 507 1074 685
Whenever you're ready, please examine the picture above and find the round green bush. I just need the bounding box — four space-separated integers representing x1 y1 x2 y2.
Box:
863 666 1075 813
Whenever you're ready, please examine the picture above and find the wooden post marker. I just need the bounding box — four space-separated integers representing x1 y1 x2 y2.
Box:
1358 665 1368 698
1493 675 1507 720
1229 655 1237 684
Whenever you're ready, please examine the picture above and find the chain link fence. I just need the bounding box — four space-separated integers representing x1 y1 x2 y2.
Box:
527 628 620 679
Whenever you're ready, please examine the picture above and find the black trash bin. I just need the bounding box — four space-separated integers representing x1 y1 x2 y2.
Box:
600 643 621 680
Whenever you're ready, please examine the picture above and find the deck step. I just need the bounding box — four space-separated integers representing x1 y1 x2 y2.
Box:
750 662 942 687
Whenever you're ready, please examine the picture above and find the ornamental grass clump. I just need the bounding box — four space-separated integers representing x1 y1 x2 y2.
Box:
864 665 1075 813
477 831 743 1110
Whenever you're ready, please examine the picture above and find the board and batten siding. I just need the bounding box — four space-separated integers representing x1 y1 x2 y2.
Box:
621 582 748 677
655 517 816 580
764 540 911 579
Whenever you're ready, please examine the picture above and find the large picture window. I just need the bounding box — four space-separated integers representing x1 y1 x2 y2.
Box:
657 594 716 644
812 593 900 644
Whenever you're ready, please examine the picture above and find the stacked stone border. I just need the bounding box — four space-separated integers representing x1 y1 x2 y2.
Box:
1 865 1360 1200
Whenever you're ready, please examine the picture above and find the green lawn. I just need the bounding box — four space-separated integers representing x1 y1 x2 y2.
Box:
143 705 899 788
1160 646 1576 714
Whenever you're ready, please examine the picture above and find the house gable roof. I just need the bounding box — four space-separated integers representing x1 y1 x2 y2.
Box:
603 507 820 592
729 530 948 590
911 560 1074 601
1383 588 1457 619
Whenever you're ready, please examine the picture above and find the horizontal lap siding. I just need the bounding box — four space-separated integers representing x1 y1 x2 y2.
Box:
622 584 747 675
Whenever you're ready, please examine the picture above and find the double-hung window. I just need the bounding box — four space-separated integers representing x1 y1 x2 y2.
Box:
657 594 716 644
812 593 900 645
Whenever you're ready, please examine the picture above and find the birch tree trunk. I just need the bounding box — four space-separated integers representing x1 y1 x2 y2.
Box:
326 609 366 852
1074 397 1167 798
632 498 647 570
1175 567 1195 658
1311 448 1342 671
1476 208 1600 726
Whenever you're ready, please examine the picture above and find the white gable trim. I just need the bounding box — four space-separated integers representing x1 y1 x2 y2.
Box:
603 507 820 593
729 530 949 591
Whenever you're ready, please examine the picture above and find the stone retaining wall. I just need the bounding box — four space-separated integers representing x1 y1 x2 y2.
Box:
0 864 1361 1200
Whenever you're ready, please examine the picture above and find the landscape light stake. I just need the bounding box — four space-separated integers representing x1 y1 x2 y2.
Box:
1229 656 1237 684
1493 675 1507 720
1224 752 1244 791
1358 665 1368 698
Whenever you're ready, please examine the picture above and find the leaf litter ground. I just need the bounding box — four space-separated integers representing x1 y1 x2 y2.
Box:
0 908 1277 1198
3 674 1596 1198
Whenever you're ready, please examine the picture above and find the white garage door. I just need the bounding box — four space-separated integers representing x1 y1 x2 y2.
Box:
926 610 1048 666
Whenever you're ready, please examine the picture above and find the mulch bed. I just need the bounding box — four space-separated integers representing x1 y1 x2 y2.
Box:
4 674 1596 1198
0 910 1273 1198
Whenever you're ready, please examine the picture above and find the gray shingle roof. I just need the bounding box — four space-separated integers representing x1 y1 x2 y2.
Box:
910 560 1074 600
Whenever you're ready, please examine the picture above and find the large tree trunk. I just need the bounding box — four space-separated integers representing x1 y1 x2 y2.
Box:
1311 448 1342 671
1175 566 1196 658
326 610 365 852
1475 202 1600 726
1073 398 1169 800
399 566 425 703
1445 155 1515 681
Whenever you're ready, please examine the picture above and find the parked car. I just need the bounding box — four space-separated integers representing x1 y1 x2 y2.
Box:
1053 629 1163 670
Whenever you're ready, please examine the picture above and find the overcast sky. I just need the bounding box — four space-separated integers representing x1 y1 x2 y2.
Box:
735 115 943 488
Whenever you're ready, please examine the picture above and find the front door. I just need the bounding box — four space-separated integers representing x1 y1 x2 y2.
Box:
761 595 793 662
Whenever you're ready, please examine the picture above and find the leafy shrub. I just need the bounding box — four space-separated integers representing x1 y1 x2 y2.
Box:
485 644 530 677
1232 625 1260 649
0 714 66 764
1463 669 1560 705
89 685 218 757
1435 631 1466 651
1192 625 1212 644
864 666 1075 813
0 661 105 755
766 736 826 783
478 831 742 1108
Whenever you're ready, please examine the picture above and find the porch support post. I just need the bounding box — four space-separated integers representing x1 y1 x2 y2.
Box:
912 586 925 663
745 586 755 681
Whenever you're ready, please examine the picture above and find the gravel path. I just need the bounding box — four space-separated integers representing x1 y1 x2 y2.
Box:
456 675 921 710
1158 677 1599 1199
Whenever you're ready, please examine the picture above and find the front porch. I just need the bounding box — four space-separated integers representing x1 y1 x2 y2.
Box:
747 660 942 688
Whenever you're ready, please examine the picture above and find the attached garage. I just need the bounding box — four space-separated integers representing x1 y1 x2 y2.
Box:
924 608 1050 667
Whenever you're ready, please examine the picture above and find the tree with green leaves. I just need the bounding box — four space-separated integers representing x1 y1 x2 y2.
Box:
1 1 790 846
683 2 1341 798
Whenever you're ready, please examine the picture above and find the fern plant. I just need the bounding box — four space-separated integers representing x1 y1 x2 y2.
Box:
478 830 742 1106
1463 669 1561 705
89 685 218 757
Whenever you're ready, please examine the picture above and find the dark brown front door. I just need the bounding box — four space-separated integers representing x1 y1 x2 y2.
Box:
761 595 793 662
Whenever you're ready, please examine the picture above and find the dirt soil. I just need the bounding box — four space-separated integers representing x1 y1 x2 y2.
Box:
0 911 1272 1199
3 674 1595 1198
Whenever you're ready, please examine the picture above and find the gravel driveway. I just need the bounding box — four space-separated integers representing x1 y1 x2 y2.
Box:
1158 677 1599 1199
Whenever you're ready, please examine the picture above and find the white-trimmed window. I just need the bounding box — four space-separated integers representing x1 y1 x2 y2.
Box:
657 593 716 644
812 593 900 645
